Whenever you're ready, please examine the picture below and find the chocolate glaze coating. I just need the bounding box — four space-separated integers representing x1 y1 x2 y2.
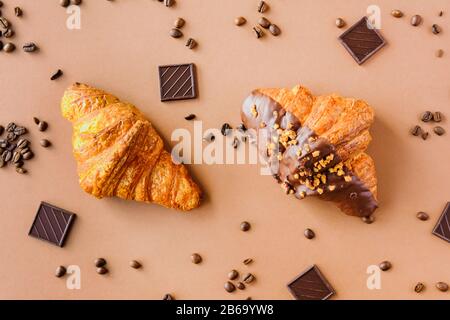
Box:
241 91 378 218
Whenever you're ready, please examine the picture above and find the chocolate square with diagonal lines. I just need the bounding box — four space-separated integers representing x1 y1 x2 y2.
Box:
433 202 450 244
339 17 387 65
158 63 197 102
28 202 76 247
287 265 335 300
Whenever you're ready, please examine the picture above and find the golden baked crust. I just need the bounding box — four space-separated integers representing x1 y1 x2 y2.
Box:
61 83 201 211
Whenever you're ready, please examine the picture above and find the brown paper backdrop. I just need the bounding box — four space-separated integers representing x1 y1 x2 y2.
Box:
0 0 449 300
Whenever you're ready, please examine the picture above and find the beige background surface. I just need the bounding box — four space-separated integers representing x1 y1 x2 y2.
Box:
0 0 449 300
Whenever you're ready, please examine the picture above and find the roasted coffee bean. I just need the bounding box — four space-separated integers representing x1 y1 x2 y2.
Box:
362 215 375 224
16 167 27 174
17 139 29 149
243 273 255 284
51 69 63 80
190 253 202 264
186 38 197 49
2 150 12 162
55 266 67 278
129 260 142 269
421 111 433 122
416 212 429 221
94 258 107 268
0 17 9 29
163 294 174 300
20 147 30 155
165 0 175 8
335 18 346 28
304 228 315 240
434 112 442 122
0 126 4 136
434 126 445 136
14 7 23 17
221 123 232 136
243 258 253 265
204 133 215 142
169 28 183 38
391 10 404 18
235 17 246 26
23 43 38 53
33 117 40 125
432 24 442 35
60 0 70 7
3 29 14 38
237 123 247 132
232 137 240 149
14 161 23 168
258 17 271 29
269 24 281 36
379 261 392 271
421 132 429 140
224 281 236 293
12 151 21 164
96 267 108 275
414 282 425 293
6 132 17 142
174 18 185 29
236 282 246 290
38 121 48 132
411 15 422 27
184 114 196 121
436 282 449 292
3 42 15 53
6 123 16 132
257 1 268 13
228 270 239 280
22 152 33 160
411 125 422 136
253 26 264 38
14 126 27 136
40 139 51 148
7 143 16 152
436 49 444 58
240 221 251 232
71 0 82 5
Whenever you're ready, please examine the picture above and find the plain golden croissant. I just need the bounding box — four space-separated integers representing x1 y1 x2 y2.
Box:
61 83 201 211
242 85 378 218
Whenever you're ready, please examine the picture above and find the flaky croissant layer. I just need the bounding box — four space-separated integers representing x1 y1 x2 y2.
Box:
61 83 201 211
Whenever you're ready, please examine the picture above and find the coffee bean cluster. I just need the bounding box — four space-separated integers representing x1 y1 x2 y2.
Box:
0 123 33 174
169 17 198 50
224 263 256 296
410 111 446 140
235 1 282 38
95 257 109 275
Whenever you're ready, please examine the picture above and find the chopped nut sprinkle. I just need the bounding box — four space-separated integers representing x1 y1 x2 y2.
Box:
344 176 352 182
251 105 258 118
312 151 320 158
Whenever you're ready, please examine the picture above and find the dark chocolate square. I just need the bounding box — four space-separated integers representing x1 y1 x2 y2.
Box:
28 202 76 247
158 63 197 102
287 265 335 300
339 17 387 65
433 202 450 243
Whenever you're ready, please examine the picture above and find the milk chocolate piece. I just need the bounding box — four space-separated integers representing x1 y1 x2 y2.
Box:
158 63 197 102
287 265 335 300
28 202 76 247
339 17 386 65
432 202 450 243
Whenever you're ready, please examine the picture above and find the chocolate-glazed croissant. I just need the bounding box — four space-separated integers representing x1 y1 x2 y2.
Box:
242 85 378 218
61 83 201 211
